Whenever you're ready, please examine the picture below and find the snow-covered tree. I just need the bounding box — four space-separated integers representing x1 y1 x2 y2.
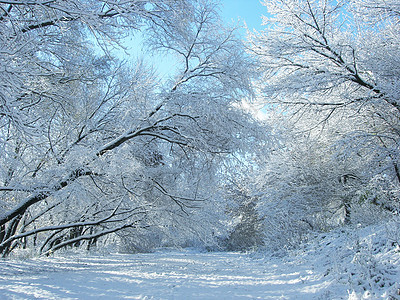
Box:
249 0 400 238
0 0 267 256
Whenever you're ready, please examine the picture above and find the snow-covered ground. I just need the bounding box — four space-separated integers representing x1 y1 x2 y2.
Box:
0 223 399 299
0 251 327 300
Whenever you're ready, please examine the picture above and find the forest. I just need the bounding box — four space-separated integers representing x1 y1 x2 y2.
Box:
0 0 399 289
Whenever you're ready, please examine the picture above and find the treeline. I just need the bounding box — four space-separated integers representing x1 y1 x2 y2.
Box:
1 0 399 257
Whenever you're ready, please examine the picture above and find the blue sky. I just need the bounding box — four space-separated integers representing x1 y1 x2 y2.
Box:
220 0 265 32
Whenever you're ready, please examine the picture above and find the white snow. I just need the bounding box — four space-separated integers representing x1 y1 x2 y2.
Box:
0 223 399 300
0 251 322 300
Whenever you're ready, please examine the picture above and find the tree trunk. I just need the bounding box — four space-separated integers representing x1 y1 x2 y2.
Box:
0 215 23 257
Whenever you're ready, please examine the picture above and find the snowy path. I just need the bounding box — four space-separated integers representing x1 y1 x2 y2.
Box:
0 251 335 300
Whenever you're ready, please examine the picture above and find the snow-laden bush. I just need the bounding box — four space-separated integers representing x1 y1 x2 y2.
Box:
356 175 400 217
286 220 400 299
223 203 265 252
345 234 399 298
